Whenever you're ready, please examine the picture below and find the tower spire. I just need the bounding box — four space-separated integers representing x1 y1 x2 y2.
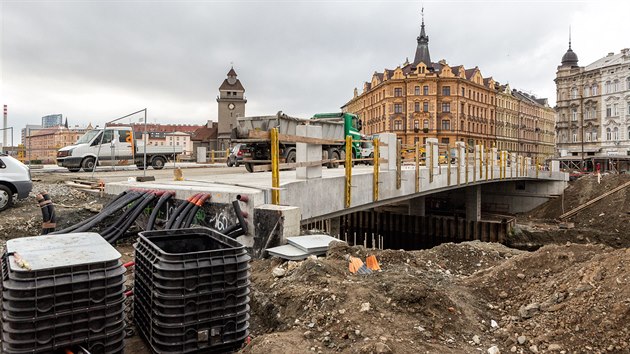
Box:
568 26 572 49
414 5 431 65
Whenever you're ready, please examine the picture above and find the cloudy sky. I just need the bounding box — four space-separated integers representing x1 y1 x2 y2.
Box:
1 0 628 144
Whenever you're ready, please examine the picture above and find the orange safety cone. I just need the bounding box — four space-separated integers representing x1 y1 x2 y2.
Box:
365 255 381 271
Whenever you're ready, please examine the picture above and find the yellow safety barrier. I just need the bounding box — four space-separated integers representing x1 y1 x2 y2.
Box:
271 128 280 205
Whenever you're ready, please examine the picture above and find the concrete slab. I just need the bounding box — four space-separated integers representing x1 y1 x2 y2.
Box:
266 244 313 260
287 234 343 253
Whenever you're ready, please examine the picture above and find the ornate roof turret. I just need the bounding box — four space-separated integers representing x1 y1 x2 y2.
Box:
413 7 431 66
561 28 578 67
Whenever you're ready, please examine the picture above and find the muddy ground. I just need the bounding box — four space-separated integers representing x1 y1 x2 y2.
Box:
0 171 628 353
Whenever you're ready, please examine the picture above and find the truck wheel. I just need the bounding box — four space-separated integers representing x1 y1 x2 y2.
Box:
245 163 254 173
286 151 296 164
327 150 340 169
0 185 13 212
81 157 96 172
68 168 81 172
152 156 166 170
227 158 234 167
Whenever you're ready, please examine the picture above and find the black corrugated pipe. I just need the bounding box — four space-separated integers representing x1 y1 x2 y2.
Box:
103 191 158 243
183 194 211 228
36 192 56 235
50 190 144 234
172 194 202 229
146 192 173 231
164 194 198 229
100 191 154 239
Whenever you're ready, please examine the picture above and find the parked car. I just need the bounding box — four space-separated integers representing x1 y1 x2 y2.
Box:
0 153 32 212
227 144 244 167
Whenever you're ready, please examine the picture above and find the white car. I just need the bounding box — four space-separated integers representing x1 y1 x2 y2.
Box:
0 153 33 212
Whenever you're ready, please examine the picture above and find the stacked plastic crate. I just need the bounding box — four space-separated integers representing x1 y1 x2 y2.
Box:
134 227 251 353
1 233 126 354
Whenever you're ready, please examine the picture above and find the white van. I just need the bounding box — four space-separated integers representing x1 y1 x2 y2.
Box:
0 153 33 212
56 126 184 172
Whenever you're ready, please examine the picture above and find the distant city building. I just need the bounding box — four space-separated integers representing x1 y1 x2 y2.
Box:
23 125 92 163
21 124 43 145
342 9 554 159
217 67 246 150
555 41 630 171
191 121 219 156
41 114 63 128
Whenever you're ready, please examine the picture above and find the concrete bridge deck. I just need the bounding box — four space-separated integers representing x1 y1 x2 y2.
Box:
106 133 567 249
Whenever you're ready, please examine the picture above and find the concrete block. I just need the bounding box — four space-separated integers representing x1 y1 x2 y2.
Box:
426 138 438 172
455 142 466 168
197 147 207 163
551 160 560 172
380 133 398 171
475 145 484 179
252 204 301 258
296 125 322 179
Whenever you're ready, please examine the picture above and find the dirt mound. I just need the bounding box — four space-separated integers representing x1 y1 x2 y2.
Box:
244 241 523 354
467 243 630 353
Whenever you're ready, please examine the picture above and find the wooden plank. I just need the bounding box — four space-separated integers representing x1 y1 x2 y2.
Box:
559 180 630 219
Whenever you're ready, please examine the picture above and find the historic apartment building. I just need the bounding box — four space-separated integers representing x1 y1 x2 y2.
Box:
343 11 555 159
555 42 630 170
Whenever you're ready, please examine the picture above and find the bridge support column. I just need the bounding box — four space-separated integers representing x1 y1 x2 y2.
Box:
296 125 322 179
380 133 398 171
329 216 341 237
408 196 426 216
466 185 481 222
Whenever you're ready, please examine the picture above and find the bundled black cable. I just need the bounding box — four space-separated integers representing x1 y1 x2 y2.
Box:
36 192 56 235
164 193 198 229
103 191 158 244
146 192 173 231
182 194 211 228
220 200 248 238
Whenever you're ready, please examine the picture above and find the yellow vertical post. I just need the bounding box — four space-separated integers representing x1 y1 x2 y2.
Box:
415 142 420 193
465 147 469 183
373 137 379 202
428 142 434 183
447 146 451 186
211 150 215 164
396 140 402 189
457 145 461 185
271 128 280 205
345 135 352 208
226 148 230 162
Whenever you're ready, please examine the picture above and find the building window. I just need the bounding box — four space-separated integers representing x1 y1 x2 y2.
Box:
441 102 450 113
584 85 590 97
613 104 618 116
586 132 591 142
572 109 578 121
571 87 578 99
423 102 429 112
394 104 403 113
614 81 619 92
606 81 612 94
606 128 611 141
415 86 420 95
441 120 450 131
592 85 598 95
572 133 577 142
606 105 612 117
627 77 630 90
394 88 403 97
614 127 619 140
394 120 402 130
593 130 597 141
414 120 419 129
592 107 597 118
461 87 465 96
423 119 429 129
442 86 451 96
423 86 429 95
441 138 450 144
414 102 420 112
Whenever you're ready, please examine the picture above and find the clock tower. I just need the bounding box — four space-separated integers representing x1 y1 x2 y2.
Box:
217 67 247 149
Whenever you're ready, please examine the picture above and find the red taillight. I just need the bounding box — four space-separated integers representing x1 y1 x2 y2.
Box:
237 151 243 156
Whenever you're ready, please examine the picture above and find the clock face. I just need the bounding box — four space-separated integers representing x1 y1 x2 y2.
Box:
228 103 235 110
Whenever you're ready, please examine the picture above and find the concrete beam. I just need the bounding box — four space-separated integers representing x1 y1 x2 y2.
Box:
296 125 322 179
466 185 481 222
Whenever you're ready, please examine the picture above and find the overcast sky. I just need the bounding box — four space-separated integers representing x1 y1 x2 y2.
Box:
1 0 629 144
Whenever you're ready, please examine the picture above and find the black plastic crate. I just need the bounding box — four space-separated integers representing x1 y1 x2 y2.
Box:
134 279 249 314
137 227 247 262
2 323 125 354
2 281 125 316
134 263 250 296
134 240 250 274
0 256 121 281
2 304 125 343
134 301 248 354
